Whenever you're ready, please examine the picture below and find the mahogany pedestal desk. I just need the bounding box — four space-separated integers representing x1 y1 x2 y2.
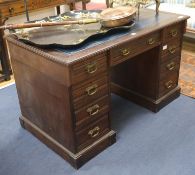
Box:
0 0 71 82
6 9 189 169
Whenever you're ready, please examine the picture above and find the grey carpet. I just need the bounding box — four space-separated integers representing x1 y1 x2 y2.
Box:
0 85 195 175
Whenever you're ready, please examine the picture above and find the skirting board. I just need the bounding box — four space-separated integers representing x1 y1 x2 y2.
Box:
19 116 116 169
111 83 181 112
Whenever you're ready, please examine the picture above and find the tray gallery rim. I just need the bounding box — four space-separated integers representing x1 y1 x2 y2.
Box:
12 10 136 49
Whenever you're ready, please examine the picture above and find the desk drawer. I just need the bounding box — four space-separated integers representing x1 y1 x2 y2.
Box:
0 3 25 17
0 0 65 18
161 39 182 63
72 73 109 110
75 96 109 128
29 0 65 10
76 115 110 151
160 56 180 80
110 32 160 66
71 52 107 85
163 23 183 42
159 72 178 97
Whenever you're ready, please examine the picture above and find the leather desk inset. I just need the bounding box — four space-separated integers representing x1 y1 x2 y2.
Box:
6 9 189 169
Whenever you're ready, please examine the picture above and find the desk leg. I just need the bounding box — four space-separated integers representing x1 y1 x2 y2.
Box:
0 27 11 82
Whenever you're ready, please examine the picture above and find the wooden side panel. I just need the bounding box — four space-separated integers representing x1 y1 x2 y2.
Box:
8 42 76 153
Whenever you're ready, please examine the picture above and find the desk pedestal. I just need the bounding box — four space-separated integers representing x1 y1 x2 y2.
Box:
111 46 181 112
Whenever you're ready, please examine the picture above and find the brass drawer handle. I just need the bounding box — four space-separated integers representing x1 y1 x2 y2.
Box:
86 62 97 74
87 104 100 116
168 46 176 54
165 80 173 89
166 61 175 71
148 38 155 45
120 48 130 56
86 84 98 96
170 29 178 37
88 126 100 138
9 7 15 15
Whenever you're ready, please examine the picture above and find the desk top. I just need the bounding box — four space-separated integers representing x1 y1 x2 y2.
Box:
7 9 189 65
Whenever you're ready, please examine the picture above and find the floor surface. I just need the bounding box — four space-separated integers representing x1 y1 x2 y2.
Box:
0 85 195 175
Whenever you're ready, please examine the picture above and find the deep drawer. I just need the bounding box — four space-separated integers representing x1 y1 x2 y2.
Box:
110 32 160 66
72 73 109 110
159 72 179 97
160 56 180 80
75 96 109 128
162 38 181 55
161 37 182 58
163 23 183 42
76 115 110 151
71 52 108 85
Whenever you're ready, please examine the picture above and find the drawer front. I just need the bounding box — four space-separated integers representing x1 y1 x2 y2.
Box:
71 53 108 85
161 38 181 57
110 32 160 66
161 37 182 63
159 72 179 97
0 3 25 17
161 46 181 63
76 115 110 151
160 56 180 80
75 96 109 128
163 23 183 42
0 0 65 17
72 73 109 110
29 0 65 10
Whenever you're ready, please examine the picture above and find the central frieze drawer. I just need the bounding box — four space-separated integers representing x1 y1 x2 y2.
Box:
71 52 108 85
110 32 160 66
72 73 109 110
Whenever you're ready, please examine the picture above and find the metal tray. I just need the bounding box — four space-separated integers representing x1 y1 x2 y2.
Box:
13 10 135 49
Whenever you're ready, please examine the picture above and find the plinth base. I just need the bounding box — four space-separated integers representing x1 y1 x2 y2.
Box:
19 116 116 169
111 83 181 112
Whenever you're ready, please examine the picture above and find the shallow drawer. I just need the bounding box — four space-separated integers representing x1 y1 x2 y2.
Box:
0 3 25 17
72 73 109 110
161 39 182 63
28 0 65 10
76 115 110 151
110 32 160 66
75 96 109 128
0 0 66 17
71 52 108 85
160 56 180 80
159 72 179 97
163 23 183 42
